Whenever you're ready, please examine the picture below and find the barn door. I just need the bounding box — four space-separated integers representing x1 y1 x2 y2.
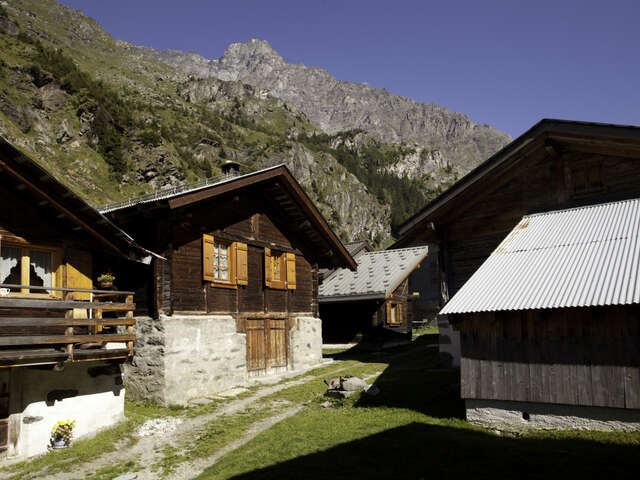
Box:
246 319 267 372
267 319 287 368
0 378 8 452
246 318 288 373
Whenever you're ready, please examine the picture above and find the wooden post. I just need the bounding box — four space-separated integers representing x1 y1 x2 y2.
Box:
126 294 134 356
94 303 103 334
64 292 74 360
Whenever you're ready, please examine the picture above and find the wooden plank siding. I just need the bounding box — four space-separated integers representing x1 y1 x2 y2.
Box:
443 151 640 299
457 305 640 409
167 211 314 317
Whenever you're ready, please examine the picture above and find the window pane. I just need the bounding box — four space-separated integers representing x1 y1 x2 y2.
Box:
220 268 229 280
30 250 52 293
214 242 230 281
0 247 21 292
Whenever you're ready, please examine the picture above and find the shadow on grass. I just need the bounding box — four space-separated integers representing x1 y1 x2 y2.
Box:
227 421 637 480
325 334 464 418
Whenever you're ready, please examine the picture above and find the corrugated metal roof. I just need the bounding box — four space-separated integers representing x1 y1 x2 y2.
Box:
99 165 284 213
319 246 429 302
440 198 640 314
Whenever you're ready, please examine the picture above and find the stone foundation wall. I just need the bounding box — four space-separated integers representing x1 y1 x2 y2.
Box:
123 316 166 404
1 362 125 461
162 314 247 405
466 399 640 431
125 314 323 406
289 316 323 371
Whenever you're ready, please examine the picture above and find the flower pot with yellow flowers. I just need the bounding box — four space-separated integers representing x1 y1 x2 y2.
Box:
50 419 75 449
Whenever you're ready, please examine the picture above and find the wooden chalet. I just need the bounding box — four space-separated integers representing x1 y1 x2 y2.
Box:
319 246 428 346
102 164 355 405
394 119 640 430
0 137 156 459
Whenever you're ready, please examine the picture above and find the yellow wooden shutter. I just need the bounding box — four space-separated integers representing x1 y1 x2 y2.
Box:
264 247 272 287
236 243 248 285
386 302 391 323
285 252 296 290
66 249 92 300
203 234 215 282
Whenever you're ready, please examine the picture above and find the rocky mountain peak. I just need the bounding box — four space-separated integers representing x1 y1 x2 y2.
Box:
220 38 283 65
147 39 511 172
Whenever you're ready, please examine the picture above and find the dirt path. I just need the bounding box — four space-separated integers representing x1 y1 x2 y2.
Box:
162 405 304 480
22 361 359 480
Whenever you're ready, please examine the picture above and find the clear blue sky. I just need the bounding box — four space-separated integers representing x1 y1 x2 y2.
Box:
60 0 640 138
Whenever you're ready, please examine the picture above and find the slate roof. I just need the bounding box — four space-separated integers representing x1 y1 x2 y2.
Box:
441 198 640 314
319 246 429 303
345 241 374 258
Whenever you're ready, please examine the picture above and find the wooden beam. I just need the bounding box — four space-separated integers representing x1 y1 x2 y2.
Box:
0 334 135 346
0 317 135 327
0 298 135 310
0 158 123 255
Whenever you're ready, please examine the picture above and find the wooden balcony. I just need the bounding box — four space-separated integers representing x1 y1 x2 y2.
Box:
0 284 136 368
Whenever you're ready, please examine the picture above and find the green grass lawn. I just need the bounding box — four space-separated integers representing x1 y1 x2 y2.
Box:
5 334 640 480
197 334 640 480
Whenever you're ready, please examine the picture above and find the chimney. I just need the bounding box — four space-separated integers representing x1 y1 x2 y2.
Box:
221 160 241 179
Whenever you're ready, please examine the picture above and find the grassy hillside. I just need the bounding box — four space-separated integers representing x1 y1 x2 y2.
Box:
0 0 450 243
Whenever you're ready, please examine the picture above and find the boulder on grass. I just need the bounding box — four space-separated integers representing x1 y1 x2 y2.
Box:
341 376 368 391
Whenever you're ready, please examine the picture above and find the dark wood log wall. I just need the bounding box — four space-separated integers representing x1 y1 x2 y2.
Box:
320 279 412 343
170 213 315 316
443 151 640 297
457 305 640 409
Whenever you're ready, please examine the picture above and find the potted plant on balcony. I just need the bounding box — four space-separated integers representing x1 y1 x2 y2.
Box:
50 419 76 449
97 273 115 289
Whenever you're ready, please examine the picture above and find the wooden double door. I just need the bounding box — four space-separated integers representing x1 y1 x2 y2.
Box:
246 318 288 373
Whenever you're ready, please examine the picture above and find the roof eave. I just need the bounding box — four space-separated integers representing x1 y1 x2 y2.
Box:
318 293 386 303
397 118 640 238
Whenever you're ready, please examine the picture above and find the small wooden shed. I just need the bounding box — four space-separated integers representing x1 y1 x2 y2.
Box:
0 136 154 459
102 164 355 404
442 199 640 430
319 246 428 346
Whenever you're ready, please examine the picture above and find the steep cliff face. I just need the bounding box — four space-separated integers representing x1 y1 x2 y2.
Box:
149 39 511 171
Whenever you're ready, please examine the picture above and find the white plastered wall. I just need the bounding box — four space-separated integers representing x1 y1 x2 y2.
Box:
2 362 125 460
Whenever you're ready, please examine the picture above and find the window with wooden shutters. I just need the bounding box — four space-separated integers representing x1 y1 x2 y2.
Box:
203 234 240 288
386 302 403 325
264 247 291 289
285 253 296 289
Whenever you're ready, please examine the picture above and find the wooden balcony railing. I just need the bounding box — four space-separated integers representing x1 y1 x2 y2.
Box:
0 284 136 367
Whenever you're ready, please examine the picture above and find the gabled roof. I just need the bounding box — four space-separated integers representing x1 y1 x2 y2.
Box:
0 137 159 263
345 240 374 258
396 119 640 245
441 198 640 314
319 246 429 303
102 164 357 270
